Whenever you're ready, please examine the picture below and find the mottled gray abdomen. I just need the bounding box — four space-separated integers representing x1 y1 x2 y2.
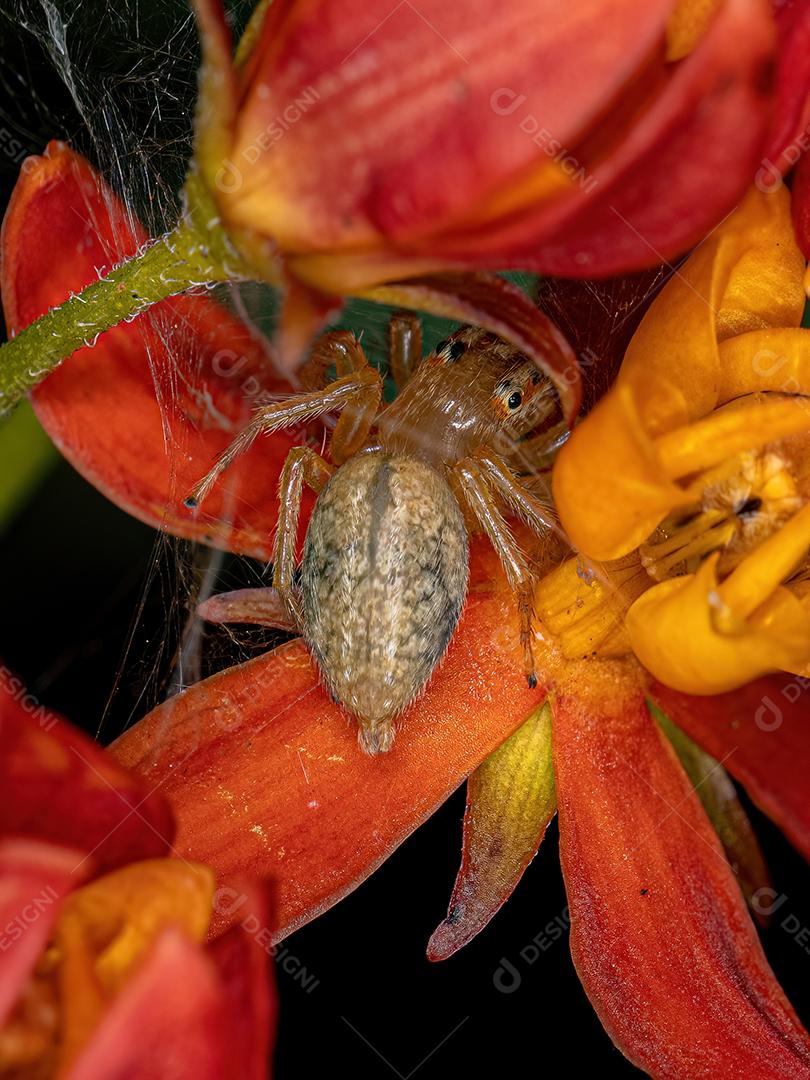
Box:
301 452 468 753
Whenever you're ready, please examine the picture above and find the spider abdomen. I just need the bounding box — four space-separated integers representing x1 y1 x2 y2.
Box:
301 451 469 754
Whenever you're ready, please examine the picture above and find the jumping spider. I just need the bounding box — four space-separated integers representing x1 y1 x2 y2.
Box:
188 314 566 753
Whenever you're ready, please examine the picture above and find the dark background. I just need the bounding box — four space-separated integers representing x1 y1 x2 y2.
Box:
1 2 809 1076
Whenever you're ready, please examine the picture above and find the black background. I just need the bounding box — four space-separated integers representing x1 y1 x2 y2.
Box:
1 2 809 1076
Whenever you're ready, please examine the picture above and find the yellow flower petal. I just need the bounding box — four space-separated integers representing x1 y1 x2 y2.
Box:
714 185 806 338
718 328 810 402
552 383 692 560
618 236 720 428
656 394 810 480
53 859 214 1069
626 555 810 694
58 859 215 993
619 186 803 421
535 553 650 658
555 186 808 560
719 501 810 618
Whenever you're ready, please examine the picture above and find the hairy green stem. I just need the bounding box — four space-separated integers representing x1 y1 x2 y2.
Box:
0 173 246 414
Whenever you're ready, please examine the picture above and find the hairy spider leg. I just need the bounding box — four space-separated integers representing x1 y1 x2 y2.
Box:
388 311 423 389
197 586 297 631
473 448 558 537
184 361 382 508
452 455 546 686
505 419 570 476
273 446 334 627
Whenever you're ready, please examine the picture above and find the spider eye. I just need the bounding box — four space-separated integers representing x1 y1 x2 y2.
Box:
448 341 467 361
435 339 449 355
507 390 523 410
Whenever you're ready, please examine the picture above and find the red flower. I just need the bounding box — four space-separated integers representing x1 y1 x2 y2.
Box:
3 142 810 1076
193 0 775 289
0 669 276 1077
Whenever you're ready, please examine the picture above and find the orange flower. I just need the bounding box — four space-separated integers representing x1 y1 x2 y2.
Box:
107 551 810 1077
0 671 276 1077
552 183 810 695
4 93 810 1080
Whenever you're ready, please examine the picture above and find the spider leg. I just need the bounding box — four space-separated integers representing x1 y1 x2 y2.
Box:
388 311 423 389
328 337 383 464
185 363 380 506
297 329 367 389
197 587 297 631
472 447 559 539
273 446 334 628
278 329 382 466
452 457 539 686
504 419 569 476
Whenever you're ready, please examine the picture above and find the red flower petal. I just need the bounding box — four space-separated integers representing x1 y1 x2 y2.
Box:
223 0 675 249
553 678 810 1077
763 0 810 179
67 929 232 1080
653 703 771 923
651 676 810 863
110 541 542 939
0 141 314 560
440 0 775 277
0 839 81 1026
208 880 277 1080
0 668 175 873
427 701 555 961
792 146 810 259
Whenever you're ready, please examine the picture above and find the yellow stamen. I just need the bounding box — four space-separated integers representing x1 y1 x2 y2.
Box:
719 502 810 619
641 518 737 580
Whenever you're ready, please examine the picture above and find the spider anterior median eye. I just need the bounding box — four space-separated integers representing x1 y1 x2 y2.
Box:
448 341 467 361
508 390 523 410
435 339 449 354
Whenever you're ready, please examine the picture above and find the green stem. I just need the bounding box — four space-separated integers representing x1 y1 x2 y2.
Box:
0 172 246 414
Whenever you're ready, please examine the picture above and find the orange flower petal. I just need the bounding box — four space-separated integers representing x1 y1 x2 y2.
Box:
651 676 810 863
553 680 810 1076
0 666 175 873
665 0 721 61
0 141 315 561
110 540 543 939
427 701 555 961
652 703 770 921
